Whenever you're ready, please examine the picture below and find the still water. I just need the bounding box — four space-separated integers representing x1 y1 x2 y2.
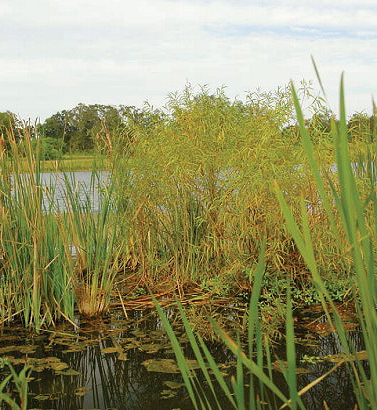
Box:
0 306 366 410
11 171 110 213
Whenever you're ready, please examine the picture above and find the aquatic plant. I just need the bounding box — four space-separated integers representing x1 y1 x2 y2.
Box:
276 70 376 408
0 128 120 327
109 83 369 294
0 131 75 329
0 360 30 410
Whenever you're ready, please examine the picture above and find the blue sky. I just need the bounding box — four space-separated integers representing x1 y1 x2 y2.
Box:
0 0 376 121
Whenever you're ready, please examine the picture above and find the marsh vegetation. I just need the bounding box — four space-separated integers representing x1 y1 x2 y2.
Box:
0 75 376 408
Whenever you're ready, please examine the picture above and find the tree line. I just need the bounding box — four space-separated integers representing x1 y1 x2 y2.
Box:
0 104 162 159
0 97 375 160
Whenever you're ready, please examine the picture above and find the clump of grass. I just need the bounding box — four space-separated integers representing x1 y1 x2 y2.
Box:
0 128 122 327
62 171 123 317
0 130 75 329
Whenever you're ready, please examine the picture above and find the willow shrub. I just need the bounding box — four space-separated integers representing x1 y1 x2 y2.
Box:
157 76 377 409
110 85 354 288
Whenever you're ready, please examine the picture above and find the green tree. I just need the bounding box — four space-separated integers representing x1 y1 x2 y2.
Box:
0 111 22 149
347 112 373 142
42 110 76 152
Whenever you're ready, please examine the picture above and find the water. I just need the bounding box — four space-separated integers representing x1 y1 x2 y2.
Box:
11 171 110 213
1 168 370 408
0 307 366 410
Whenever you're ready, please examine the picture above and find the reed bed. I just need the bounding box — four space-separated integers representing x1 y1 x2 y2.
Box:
0 132 120 328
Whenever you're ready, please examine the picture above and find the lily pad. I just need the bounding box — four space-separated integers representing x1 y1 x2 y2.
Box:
142 358 180 373
163 380 184 389
101 347 120 354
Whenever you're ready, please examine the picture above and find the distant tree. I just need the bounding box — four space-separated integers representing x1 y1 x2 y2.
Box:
347 112 373 142
0 111 22 149
32 137 64 160
42 110 76 152
40 103 165 155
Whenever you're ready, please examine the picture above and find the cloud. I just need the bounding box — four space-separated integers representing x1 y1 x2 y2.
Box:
0 0 375 119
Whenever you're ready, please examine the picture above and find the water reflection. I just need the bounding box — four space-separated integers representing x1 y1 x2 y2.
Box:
11 171 110 213
0 309 367 409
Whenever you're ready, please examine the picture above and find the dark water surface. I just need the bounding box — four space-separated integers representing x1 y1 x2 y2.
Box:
0 306 366 410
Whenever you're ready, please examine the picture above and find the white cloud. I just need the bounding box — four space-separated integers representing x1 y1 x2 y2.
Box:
0 0 375 119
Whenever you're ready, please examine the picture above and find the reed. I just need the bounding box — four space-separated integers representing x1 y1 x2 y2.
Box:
0 131 75 329
0 360 30 410
62 170 123 317
0 129 121 327
276 72 376 408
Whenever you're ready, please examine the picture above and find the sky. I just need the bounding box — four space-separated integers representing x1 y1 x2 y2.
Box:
1 0 376 121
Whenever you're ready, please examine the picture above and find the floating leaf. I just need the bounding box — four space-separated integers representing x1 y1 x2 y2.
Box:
163 380 184 389
100 347 120 354
56 368 81 376
34 395 50 401
142 358 180 373
141 343 162 353
50 361 69 371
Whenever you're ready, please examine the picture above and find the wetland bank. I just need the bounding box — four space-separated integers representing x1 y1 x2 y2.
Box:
0 80 376 409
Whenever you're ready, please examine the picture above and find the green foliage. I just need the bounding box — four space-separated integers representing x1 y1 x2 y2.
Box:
0 359 30 409
0 128 118 328
276 73 377 408
156 74 377 409
0 111 22 148
347 112 374 142
109 83 359 287
40 103 161 154
32 136 63 160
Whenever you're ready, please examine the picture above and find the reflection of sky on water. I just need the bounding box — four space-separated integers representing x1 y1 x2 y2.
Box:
11 171 111 213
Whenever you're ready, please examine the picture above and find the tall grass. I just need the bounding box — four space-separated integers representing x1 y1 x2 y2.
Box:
276 73 376 407
0 131 75 329
0 360 30 410
157 76 376 408
0 129 121 328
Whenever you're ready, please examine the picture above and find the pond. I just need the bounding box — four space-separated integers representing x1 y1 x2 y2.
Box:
0 305 367 409
11 170 110 213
